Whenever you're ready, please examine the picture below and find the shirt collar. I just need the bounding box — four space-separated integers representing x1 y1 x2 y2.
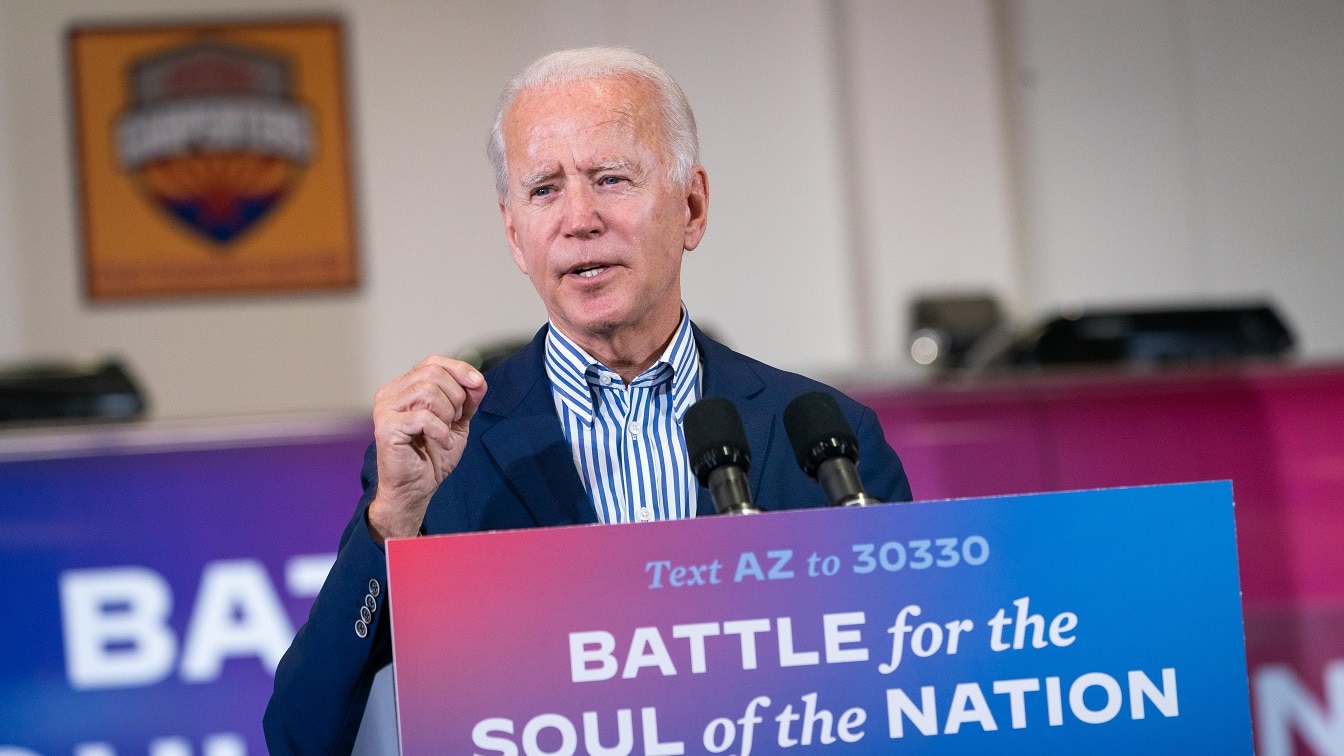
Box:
544 308 702 424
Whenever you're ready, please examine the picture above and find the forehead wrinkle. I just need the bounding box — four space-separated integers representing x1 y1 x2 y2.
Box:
607 94 667 162
505 75 671 184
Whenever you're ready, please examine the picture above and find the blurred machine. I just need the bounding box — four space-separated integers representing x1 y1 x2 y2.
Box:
907 293 1005 370
908 296 1294 372
0 358 146 424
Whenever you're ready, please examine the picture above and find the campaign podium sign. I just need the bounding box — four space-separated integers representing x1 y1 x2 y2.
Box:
386 482 1251 754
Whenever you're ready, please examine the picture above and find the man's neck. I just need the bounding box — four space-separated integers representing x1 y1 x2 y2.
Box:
554 311 683 385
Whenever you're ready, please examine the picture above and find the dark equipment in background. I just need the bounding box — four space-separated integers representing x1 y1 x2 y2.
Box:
906 294 1296 372
456 338 531 373
977 303 1295 370
907 293 1005 370
0 359 146 424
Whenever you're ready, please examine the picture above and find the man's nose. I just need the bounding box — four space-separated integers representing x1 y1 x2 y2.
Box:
562 184 604 239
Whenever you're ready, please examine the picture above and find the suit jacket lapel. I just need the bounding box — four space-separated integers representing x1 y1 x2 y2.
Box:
478 323 771 523
695 326 774 515
478 328 598 526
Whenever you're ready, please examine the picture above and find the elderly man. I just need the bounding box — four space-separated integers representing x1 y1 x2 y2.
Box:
264 47 911 752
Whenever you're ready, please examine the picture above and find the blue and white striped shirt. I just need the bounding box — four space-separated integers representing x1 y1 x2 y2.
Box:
544 313 702 523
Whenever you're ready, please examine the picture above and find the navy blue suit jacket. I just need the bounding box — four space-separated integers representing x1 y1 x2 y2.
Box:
264 324 911 753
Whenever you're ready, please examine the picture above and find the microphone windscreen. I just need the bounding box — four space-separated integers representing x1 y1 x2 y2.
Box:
783 391 860 476
684 397 751 484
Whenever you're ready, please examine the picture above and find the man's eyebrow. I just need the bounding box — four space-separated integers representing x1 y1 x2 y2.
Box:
519 168 560 188
590 160 639 174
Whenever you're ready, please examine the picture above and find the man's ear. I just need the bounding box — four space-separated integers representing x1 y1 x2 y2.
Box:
683 166 709 251
500 200 528 274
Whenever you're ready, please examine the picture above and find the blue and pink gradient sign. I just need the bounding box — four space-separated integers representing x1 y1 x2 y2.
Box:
0 421 371 755
388 481 1252 754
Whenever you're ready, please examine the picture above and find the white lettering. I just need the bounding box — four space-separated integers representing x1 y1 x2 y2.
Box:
569 631 616 683
149 737 190 756
641 707 684 755
886 686 937 737
1048 611 1078 647
1128 668 1179 719
993 678 1041 729
582 710 633 756
798 692 836 745
202 734 247 756
179 560 294 682
117 100 313 168
837 707 866 743
823 612 868 664
776 617 819 667
60 567 177 689
621 628 676 679
722 619 771 670
671 622 719 673
1254 661 1344 756
884 669 1178 738
1046 676 1064 726
522 714 576 756
944 683 997 734
284 553 335 597
472 717 518 756
1069 672 1123 724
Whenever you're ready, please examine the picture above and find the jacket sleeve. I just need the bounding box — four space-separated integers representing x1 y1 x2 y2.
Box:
854 404 914 503
264 443 392 755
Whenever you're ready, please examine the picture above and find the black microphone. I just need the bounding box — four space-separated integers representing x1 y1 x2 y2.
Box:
783 391 879 507
683 397 761 515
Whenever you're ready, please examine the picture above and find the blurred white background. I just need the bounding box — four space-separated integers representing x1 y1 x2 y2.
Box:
0 0 1339 417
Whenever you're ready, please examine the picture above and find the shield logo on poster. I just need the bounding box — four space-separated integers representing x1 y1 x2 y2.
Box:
116 41 313 245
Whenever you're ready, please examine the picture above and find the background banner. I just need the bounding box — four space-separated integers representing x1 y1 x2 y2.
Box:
389 482 1251 754
0 420 370 754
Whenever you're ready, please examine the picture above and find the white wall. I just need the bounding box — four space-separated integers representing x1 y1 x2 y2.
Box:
1 0 1342 419
355 0 871 385
1183 0 1344 357
1004 0 1344 356
347 1 545 393
0 0 371 418
0 6 24 363
842 0 1020 366
0 0 893 417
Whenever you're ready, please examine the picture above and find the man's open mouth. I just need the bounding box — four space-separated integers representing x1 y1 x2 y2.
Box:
573 264 608 278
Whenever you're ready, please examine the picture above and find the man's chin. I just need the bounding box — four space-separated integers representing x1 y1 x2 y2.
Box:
553 296 676 345
552 308 628 341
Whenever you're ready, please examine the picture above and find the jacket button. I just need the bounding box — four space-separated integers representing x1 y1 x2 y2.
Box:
355 619 368 638
360 605 372 624
367 579 381 597
365 594 377 613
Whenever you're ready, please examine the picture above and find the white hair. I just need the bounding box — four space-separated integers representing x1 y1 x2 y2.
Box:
487 47 699 201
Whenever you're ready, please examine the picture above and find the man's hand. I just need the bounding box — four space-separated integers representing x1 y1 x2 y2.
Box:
366 356 487 544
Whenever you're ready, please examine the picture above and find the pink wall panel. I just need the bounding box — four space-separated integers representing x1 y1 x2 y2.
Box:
851 362 1344 752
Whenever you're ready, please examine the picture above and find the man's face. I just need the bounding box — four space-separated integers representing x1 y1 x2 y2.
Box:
499 75 708 348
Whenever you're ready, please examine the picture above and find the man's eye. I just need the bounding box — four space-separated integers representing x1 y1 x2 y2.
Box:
599 176 624 186
532 186 553 197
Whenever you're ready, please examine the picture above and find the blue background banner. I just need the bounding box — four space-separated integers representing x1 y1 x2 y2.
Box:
1 423 370 755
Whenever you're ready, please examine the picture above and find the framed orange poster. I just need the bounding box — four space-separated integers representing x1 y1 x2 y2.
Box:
70 18 359 299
